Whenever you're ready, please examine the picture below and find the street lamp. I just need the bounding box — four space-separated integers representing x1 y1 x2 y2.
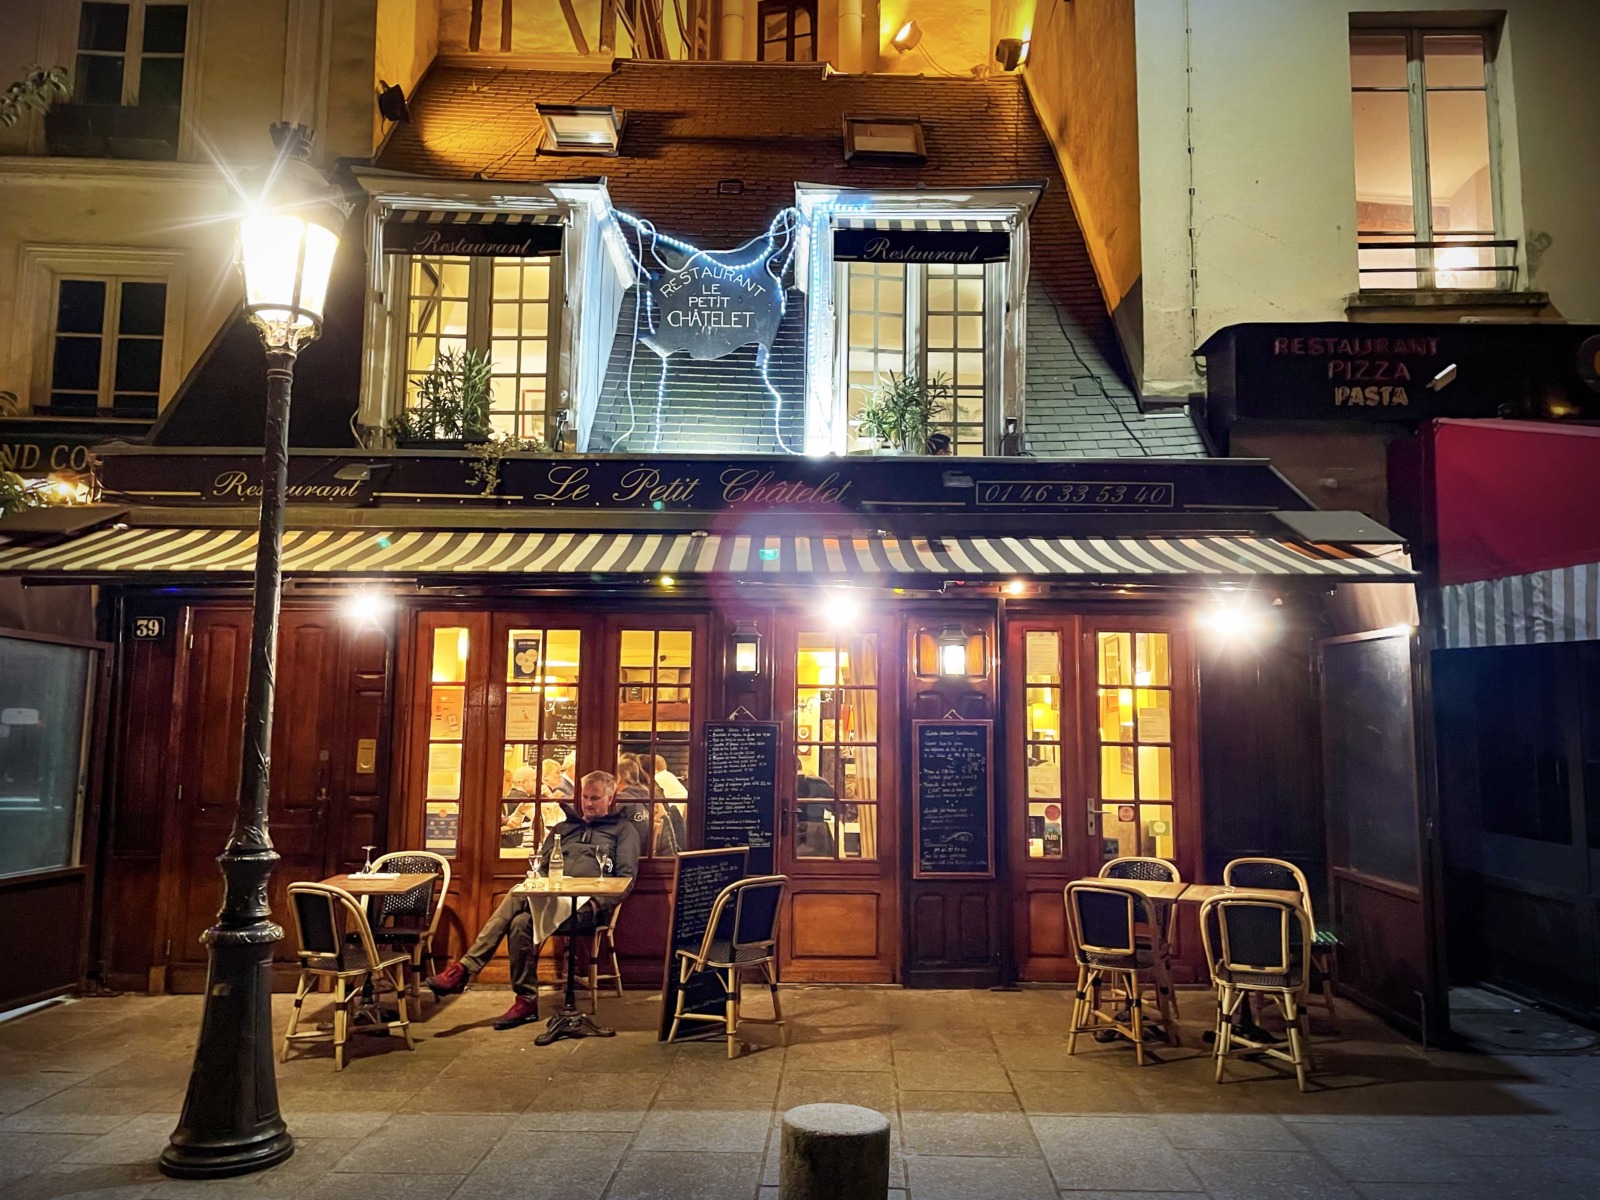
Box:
161 123 347 1180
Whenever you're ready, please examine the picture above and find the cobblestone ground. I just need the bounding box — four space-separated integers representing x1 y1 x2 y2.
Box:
1 985 1597 1199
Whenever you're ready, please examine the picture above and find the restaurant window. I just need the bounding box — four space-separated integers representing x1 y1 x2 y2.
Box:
616 629 693 857
0 635 98 880
840 260 994 454
400 253 559 441
794 633 880 859
423 627 469 858
47 277 166 417
1351 28 1506 289
1023 631 1065 860
498 628 581 860
1094 632 1175 863
757 0 816 62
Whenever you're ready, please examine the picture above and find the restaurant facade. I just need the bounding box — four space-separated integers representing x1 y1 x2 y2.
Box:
0 62 1431 1033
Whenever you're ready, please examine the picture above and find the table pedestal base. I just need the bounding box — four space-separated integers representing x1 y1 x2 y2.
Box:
536 1007 615 1044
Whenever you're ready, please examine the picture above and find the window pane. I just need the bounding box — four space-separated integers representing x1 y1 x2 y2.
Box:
1028 801 1065 859
1138 746 1173 801
1098 687 1133 745
138 57 184 108
57 281 106 334
1097 632 1132 686
429 686 465 739
426 743 462 800
144 5 189 53
118 282 166 334
79 3 130 51
1026 687 1060 742
424 802 459 857
1424 34 1484 88
52 338 102 394
1101 746 1135 801
1349 33 1407 88
113 337 162 392
1139 804 1175 859
1427 90 1493 236
75 54 125 104
1352 92 1416 234
0 638 93 879
431 626 469 683
1135 633 1170 687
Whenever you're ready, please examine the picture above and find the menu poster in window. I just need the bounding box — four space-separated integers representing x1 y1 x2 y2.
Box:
912 720 994 879
431 688 463 737
702 722 779 875
505 693 541 740
1137 706 1171 744
424 802 459 857
658 847 748 1041
510 635 541 682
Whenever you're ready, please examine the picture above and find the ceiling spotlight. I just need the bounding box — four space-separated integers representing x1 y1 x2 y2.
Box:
376 81 410 123
822 589 860 628
995 37 1026 71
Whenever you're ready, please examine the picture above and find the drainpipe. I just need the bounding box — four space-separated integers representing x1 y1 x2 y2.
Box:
722 0 749 60
838 0 864 73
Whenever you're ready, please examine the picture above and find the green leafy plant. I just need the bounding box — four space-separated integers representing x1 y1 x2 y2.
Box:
468 432 546 497
0 470 42 516
0 66 69 127
386 348 493 443
855 371 952 452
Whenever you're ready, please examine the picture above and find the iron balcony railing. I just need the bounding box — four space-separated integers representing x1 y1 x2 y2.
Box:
1356 235 1519 292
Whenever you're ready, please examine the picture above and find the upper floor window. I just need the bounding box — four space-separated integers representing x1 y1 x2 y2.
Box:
399 253 561 442
758 0 816 62
841 260 994 454
48 277 166 418
50 2 189 159
1351 28 1508 290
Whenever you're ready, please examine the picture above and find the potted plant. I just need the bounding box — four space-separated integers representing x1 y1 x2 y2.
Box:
386 348 493 447
468 432 546 497
854 371 952 454
0 66 68 128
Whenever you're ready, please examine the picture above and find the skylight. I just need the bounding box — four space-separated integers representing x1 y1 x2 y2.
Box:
535 104 626 156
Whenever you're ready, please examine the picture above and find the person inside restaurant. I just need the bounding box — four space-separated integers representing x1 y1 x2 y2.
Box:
427 770 640 1030
499 764 540 850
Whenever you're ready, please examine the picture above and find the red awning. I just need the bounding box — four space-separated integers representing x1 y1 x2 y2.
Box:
1430 419 1600 586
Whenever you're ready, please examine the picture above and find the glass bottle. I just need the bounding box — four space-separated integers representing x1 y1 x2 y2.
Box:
548 836 564 883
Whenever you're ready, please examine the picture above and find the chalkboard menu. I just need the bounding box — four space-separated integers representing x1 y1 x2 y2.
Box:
657 847 748 1041
702 722 779 875
912 720 994 879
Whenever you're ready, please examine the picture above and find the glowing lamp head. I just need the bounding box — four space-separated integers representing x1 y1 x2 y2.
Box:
1004 579 1027 596
731 621 762 677
238 123 349 347
937 624 970 677
891 20 922 51
822 589 860 629
341 590 394 628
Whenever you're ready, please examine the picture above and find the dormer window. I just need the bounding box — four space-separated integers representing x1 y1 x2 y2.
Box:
535 105 625 156
843 116 926 164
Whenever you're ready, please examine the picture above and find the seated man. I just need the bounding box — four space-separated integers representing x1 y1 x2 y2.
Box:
427 770 640 1030
499 764 540 850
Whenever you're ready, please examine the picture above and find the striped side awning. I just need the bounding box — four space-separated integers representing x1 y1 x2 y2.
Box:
832 215 1010 264
382 208 566 257
1440 560 1600 648
0 528 1416 581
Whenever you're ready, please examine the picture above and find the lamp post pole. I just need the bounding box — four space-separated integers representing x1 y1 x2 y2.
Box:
161 124 345 1180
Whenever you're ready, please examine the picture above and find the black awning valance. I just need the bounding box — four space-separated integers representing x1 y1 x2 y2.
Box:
383 210 565 257
832 217 1010 264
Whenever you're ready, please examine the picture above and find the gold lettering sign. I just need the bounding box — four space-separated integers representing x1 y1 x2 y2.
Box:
209 470 364 501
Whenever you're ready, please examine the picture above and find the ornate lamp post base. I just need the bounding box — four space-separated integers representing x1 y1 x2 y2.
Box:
160 853 295 1179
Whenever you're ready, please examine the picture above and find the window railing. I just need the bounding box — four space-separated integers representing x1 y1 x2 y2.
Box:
1357 235 1519 292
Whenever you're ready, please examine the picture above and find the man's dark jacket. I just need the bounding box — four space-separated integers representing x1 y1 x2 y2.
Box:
535 811 640 910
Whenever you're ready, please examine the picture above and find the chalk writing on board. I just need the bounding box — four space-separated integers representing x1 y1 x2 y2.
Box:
658 847 748 1041
703 722 779 875
913 721 994 879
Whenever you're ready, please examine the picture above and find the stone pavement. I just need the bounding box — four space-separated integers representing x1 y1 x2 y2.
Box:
2 984 1599 1199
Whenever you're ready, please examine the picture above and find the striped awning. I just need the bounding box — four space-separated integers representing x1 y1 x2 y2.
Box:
382 209 566 257
832 215 1010 264
1440 561 1600 648
0 527 1416 580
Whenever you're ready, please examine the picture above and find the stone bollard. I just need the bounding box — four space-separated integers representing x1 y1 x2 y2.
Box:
779 1103 890 1200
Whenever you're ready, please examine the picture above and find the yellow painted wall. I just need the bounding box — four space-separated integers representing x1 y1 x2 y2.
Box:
994 0 1140 314
376 0 441 146
874 0 992 75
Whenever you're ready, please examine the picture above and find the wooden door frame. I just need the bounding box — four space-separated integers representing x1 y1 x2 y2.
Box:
771 607 902 982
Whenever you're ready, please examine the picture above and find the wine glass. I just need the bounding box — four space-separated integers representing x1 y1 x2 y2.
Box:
598 852 613 878
360 845 376 875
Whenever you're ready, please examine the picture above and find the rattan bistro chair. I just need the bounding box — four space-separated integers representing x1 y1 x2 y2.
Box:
1064 880 1179 1065
669 875 788 1058
283 882 415 1070
554 897 628 1015
1200 892 1315 1090
1223 856 1338 1024
1099 856 1183 1021
370 851 451 1006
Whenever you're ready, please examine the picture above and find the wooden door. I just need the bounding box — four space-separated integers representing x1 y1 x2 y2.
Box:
773 614 900 982
902 610 1004 987
162 607 378 991
1006 612 1202 982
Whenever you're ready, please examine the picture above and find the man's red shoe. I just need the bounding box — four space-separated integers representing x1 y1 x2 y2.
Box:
426 962 468 998
492 994 540 1030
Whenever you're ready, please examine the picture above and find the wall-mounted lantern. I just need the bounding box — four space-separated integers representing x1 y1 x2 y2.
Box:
731 621 762 678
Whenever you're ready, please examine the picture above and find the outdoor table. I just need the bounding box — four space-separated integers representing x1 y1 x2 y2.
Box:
322 871 439 898
510 874 635 1045
1088 878 1303 907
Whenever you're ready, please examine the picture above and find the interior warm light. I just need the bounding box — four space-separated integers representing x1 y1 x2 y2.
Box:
731 621 762 676
937 624 970 676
